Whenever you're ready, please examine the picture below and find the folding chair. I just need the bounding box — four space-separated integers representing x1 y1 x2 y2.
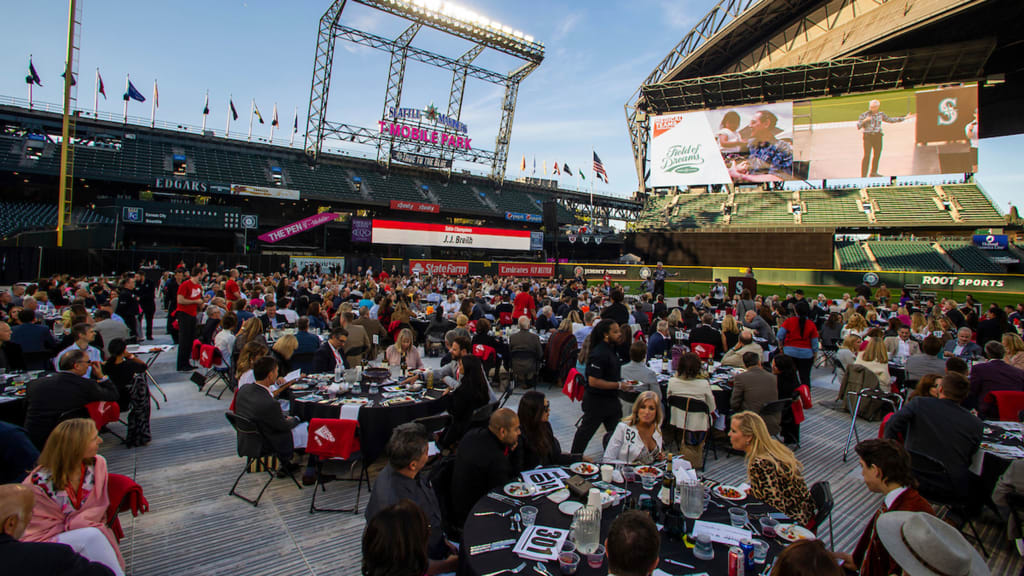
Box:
85 400 125 442
842 387 903 461
225 412 301 507
908 448 988 557
758 397 794 442
197 344 234 399
305 418 370 514
816 339 840 369
508 348 540 391
809 480 835 550
666 396 716 468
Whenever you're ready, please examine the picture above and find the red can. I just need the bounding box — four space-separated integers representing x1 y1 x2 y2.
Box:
728 546 745 576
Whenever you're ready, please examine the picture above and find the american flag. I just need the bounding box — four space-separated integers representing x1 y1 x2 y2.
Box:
593 151 608 183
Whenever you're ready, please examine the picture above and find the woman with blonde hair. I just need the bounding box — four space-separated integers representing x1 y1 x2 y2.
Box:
603 391 664 465
1002 332 1024 370
21 418 125 575
386 328 424 372
842 313 868 338
271 334 298 375
721 314 740 350
233 316 266 357
909 312 928 338
855 336 891 385
836 334 861 369
728 411 815 526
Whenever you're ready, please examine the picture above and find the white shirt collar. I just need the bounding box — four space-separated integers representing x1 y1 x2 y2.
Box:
884 486 908 509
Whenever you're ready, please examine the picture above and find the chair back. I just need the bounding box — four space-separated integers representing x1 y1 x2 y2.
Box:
470 401 497 426
758 398 791 418
85 401 121 430
306 418 360 460
618 389 641 406
198 344 222 369
345 345 367 365
225 411 266 459
499 311 514 326
23 350 56 371
667 395 711 432
810 480 833 540
907 448 958 504
290 352 315 374
190 339 203 362
473 344 497 363
691 342 715 360
987 391 1024 422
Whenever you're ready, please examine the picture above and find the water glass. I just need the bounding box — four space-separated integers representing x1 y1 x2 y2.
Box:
759 516 779 538
693 533 714 561
586 544 605 569
520 505 538 527
639 473 658 490
369 383 379 395
729 507 748 528
752 539 769 564
561 541 576 555
600 465 614 482
558 552 580 575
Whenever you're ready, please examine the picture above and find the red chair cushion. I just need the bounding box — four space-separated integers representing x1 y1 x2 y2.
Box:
306 418 360 460
987 391 1024 422
691 342 714 360
190 339 202 361
85 401 121 430
473 344 496 363
198 344 222 369
499 311 514 326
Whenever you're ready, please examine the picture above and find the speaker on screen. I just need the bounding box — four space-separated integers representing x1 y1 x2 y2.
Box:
543 200 557 233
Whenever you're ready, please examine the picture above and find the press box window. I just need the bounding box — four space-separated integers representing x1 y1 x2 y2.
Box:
172 154 187 175
270 166 283 185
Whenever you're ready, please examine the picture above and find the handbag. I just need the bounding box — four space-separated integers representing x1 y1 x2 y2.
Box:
565 474 594 500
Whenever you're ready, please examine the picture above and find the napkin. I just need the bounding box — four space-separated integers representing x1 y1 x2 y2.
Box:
340 404 361 420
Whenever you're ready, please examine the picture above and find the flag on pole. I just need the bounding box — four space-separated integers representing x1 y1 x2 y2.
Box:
97 70 106 98
203 93 209 115
61 70 76 86
563 162 573 176
229 99 239 120
253 102 265 124
520 155 526 172
553 162 560 175
293 113 298 133
153 80 159 109
593 151 608 183
26 58 42 86
271 103 279 127
124 80 145 102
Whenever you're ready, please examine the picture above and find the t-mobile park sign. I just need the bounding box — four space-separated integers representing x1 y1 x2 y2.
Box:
378 104 472 150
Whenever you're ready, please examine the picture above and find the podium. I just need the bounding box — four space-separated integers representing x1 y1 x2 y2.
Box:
728 276 757 298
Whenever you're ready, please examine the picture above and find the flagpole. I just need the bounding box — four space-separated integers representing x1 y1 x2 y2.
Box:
94 68 99 117
150 79 157 127
248 99 254 141
123 74 129 123
289 106 297 146
269 102 276 143
201 90 208 132
27 54 33 109
225 95 232 137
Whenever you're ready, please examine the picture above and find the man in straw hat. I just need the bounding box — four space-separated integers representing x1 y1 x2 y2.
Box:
875 511 989 576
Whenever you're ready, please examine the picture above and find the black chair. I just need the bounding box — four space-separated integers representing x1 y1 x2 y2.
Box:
344 345 367 367
23 350 56 371
224 412 301 506
414 413 453 445
427 454 461 541
290 352 315 374
618 389 641 406
907 448 988 557
809 480 835 550
204 365 236 400
509 348 540 391
666 396 716 468
759 396 796 442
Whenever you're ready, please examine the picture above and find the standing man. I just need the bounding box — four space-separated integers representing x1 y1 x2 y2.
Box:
175 266 204 372
857 99 911 178
134 271 156 341
571 320 631 454
652 263 674 298
164 268 182 344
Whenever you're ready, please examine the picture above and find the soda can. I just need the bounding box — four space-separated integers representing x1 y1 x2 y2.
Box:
728 546 745 576
739 538 755 572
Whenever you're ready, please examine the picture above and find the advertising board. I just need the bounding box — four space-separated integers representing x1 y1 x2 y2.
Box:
409 260 469 276
498 263 554 277
372 220 532 251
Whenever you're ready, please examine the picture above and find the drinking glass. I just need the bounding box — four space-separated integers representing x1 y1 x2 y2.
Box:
729 507 748 528
693 533 714 561
520 505 538 527
586 544 605 569
752 539 769 564
558 552 580 575
759 516 779 538
639 473 658 490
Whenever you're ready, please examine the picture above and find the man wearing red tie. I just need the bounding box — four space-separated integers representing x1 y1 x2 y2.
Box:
834 439 934 576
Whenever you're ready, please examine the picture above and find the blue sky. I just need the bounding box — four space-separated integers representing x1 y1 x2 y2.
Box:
2 0 1019 214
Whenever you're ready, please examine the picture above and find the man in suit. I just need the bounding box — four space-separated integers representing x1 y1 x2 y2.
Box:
24 349 120 449
721 330 763 368
509 316 543 387
905 336 947 382
0 322 25 372
338 312 370 366
942 327 983 360
353 306 387 359
312 327 348 374
258 301 288 331
731 352 781 436
0 484 116 576
742 310 776 346
293 317 321 355
11 309 57 356
884 372 982 497
451 408 520 527
689 313 724 358
234 356 307 465
884 326 920 361
967 341 1024 419
646 320 671 360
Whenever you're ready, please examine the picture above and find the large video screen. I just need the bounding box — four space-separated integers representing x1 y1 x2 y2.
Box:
649 84 978 187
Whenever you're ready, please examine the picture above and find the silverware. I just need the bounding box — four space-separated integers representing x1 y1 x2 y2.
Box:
533 562 553 576
469 539 517 556
474 509 515 518
664 559 695 568
481 561 527 576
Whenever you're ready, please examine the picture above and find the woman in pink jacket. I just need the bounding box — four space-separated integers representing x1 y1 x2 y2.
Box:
21 418 125 576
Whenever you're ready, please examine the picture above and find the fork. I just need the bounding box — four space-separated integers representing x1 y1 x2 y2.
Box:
474 509 515 518
481 561 527 576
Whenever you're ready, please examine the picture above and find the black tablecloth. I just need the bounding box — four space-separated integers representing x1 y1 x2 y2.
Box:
0 397 26 426
290 390 448 464
460 473 787 576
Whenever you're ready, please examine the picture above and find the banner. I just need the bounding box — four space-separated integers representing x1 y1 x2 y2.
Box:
118 203 256 230
231 184 300 200
390 200 440 214
372 220 532 251
351 217 372 243
530 231 544 251
973 234 1008 250
409 260 469 276
505 211 543 223
258 212 338 243
498 262 554 277
390 149 453 170
289 256 345 272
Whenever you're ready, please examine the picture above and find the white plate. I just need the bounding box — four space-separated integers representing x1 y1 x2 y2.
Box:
546 488 570 504
777 524 816 543
503 482 534 498
558 501 584 515
568 462 599 476
632 465 663 479
713 485 748 501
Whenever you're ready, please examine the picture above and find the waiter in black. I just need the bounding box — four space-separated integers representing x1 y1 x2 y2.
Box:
134 271 157 341
163 268 183 344
571 320 632 453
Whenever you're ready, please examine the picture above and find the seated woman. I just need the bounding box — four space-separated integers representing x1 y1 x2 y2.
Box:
666 352 716 468
836 334 861 370
721 314 741 351
235 341 270 390
270 334 298 376
306 301 328 331
855 337 891 386
101 338 147 413
385 328 424 381
728 411 815 527
604 391 664 465
909 373 941 400
1003 332 1024 371
517 391 579 469
21 418 125 576
842 313 869 339
233 317 266 358
439 354 491 449
362 499 429 576
214 313 237 367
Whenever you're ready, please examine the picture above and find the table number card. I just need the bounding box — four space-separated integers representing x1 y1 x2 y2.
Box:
521 468 568 494
513 525 570 561
691 521 752 546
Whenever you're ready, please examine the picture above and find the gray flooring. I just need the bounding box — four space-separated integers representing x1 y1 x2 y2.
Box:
102 323 1022 575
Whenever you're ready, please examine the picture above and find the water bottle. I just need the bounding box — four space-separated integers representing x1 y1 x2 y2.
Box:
334 363 343 384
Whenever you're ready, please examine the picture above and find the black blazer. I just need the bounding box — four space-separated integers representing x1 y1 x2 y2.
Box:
451 427 517 526
0 534 115 576
259 313 289 331
312 342 348 373
24 372 119 449
234 382 298 458
0 341 26 371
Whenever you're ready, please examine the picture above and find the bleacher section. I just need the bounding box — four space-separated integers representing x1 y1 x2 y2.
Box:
940 241 1003 273
732 190 793 226
0 201 112 238
867 241 952 272
871 186 954 226
799 189 868 226
836 241 874 270
939 184 1005 225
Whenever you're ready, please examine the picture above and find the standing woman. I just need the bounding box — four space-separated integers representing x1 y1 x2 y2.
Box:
115 275 140 341
777 301 819 389
571 320 629 454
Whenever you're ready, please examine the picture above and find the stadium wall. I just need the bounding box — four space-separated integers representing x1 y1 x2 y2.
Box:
627 231 834 269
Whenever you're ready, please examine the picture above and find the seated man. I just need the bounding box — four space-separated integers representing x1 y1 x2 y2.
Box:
620 341 660 398
0 484 115 576
508 316 543 387
883 325 919 362
606 510 661 576
574 311 597 347
293 317 321 355
11 309 58 356
721 330 763 368
883 372 982 498
312 327 348 373
904 336 946 383
646 320 671 361
742 309 776 346
365 423 456 574
234 356 307 472
689 313 724 358
451 408 520 527
24 349 119 449
55 323 104 378
834 439 934 576
92 311 130 357
942 327 983 360
967 341 1024 419
258 301 288 331
731 352 780 436
199 305 223 345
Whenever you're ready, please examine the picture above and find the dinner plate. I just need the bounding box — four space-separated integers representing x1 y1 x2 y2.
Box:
632 465 663 479
546 488 570 504
290 383 311 391
503 482 534 498
558 501 584 515
568 462 598 476
712 484 748 501
777 524 816 543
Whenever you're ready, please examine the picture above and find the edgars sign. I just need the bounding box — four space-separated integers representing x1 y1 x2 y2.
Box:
154 178 208 193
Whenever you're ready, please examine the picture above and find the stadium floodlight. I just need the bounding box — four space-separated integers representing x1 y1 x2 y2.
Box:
358 0 544 62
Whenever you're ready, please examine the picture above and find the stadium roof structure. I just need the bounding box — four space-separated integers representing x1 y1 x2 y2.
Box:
626 0 1024 190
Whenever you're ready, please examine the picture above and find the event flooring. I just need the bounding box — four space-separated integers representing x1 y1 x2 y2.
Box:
101 325 1022 575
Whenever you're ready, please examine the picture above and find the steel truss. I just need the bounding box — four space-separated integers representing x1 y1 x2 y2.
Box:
304 0 542 183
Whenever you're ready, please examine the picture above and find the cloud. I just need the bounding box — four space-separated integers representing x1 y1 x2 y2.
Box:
553 12 582 41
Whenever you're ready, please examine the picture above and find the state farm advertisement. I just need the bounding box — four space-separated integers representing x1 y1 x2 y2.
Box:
498 263 555 277
409 260 469 276
390 200 440 214
372 219 532 251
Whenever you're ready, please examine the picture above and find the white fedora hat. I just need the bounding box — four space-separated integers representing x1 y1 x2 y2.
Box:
875 512 988 576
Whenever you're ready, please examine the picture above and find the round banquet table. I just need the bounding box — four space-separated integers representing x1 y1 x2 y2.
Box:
460 470 789 576
289 383 448 464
